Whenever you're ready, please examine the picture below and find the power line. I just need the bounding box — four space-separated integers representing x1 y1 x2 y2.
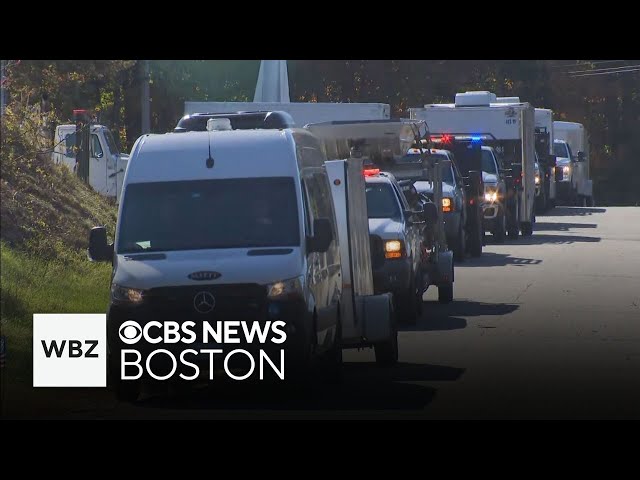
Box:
570 67 640 78
552 60 628 69
568 63 640 74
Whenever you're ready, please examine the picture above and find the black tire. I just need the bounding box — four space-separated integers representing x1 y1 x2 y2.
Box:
493 207 506 244
320 316 343 384
469 216 483 257
438 283 454 304
286 316 316 385
535 191 546 214
395 276 419 325
521 221 533 237
375 300 398 367
507 195 520 240
452 221 465 263
109 355 141 403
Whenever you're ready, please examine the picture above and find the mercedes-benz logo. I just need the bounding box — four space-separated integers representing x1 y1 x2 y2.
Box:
193 291 215 314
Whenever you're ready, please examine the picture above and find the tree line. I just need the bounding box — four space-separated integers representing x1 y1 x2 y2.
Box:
3 60 638 204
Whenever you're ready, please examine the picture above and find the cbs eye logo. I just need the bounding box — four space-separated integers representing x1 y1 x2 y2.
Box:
118 321 142 345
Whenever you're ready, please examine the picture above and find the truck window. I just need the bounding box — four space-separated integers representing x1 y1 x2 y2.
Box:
365 183 402 220
481 150 498 174
103 129 120 155
117 177 300 253
64 133 76 157
90 135 103 158
554 142 570 159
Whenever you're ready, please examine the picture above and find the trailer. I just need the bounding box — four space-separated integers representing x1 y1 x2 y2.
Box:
409 91 537 237
534 107 557 211
183 101 390 128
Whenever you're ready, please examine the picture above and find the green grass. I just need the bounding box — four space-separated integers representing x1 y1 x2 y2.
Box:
1 242 112 413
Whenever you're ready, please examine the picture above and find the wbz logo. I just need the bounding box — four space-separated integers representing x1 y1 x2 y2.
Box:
33 314 106 387
41 339 99 358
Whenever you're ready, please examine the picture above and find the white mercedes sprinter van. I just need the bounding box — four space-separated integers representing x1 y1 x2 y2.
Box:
88 125 343 401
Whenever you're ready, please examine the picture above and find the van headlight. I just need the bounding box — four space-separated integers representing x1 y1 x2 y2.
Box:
266 276 304 300
562 165 571 180
535 175 540 185
111 284 145 304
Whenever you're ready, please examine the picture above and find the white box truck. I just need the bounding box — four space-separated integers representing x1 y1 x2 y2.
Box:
553 121 593 206
183 101 390 127
409 91 537 238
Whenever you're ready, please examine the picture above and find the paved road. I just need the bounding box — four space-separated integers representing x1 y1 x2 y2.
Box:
9 206 640 419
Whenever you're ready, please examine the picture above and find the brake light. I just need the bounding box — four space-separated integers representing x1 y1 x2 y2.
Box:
363 168 380 177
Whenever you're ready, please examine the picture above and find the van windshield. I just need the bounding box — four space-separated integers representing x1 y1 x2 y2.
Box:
117 177 300 253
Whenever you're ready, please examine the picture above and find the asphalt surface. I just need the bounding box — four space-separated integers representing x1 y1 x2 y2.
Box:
8 206 640 419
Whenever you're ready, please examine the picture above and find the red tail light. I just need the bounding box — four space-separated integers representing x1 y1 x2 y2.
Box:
363 168 380 177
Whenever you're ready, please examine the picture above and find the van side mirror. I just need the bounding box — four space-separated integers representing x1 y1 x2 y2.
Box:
88 226 113 262
576 151 585 162
307 218 333 253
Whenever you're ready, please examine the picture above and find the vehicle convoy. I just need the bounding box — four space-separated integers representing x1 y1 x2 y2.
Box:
52 120 129 202
533 107 557 211
554 121 593 206
400 147 474 260
87 114 418 401
409 91 537 239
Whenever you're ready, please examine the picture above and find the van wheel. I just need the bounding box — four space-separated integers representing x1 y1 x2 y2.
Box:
375 300 398 367
320 316 343 384
109 355 141 403
438 283 454 304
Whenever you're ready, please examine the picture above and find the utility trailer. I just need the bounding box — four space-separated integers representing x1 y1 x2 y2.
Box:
307 120 454 319
184 101 390 128
409 91 537 237
534 107 557 211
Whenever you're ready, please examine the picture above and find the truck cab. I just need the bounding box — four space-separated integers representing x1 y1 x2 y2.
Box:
52 124 129 202
364 170 426 323
408 148 469 260
554 139 575 200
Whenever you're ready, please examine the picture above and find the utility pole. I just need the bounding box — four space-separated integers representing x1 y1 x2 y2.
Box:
141 60 150 134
